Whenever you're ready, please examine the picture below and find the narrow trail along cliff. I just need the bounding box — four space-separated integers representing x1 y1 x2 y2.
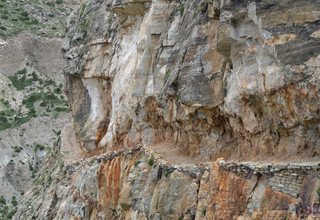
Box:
12 0 320 219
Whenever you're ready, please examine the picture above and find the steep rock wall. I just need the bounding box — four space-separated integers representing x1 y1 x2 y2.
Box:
14 145 320 219
65 0 320 161
15 0 320 219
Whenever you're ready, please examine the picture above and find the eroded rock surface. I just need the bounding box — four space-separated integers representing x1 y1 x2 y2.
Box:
64 0 320 162
13 145 320 219
15 0 320 219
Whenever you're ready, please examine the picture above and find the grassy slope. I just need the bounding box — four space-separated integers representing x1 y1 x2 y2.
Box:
0 0 70 38
0 67 69 131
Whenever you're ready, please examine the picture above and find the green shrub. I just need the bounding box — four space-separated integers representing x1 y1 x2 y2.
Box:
177 4 184 15
12 146 23 153
25 19 39 25
28 162 33 171
164 70 170 81
120 203 130 210
11 196 17 207
18 69 27 75
56 0 63 4
19 15 30 21
59 160 64 170
0 99 9 107
134 160 141 167
46 2 55 7
0 196 6 205
147 156 155 167
0 108 16 130
39 101 47 107
163 170 172 177
34 143 45 151
8 69 34 91
201 208 207 216
20 11 28 17
54 87 62 94
22 93 41 109
54 106 69 112
44 79 56 86
1 14 8 19
6 208 17 219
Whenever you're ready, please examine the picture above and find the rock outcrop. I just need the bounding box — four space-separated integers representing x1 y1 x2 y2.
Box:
14 146 320 219
15 0 320 219
64 0 320 161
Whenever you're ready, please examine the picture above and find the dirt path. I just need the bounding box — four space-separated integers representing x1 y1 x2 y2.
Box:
147 141 205 165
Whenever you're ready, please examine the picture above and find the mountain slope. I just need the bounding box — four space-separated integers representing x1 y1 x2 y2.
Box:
14 0 320 219
0 1 80 219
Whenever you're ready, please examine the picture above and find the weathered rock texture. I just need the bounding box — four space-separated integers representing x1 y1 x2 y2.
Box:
15 0 320 219
64 0 320 161
14 146 320 219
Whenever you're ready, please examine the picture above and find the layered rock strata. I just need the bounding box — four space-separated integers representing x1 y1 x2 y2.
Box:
14 146 320 219
65 0 320 162
15 0 320 219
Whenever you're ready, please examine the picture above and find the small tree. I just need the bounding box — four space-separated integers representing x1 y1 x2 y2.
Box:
0 195 6 205
11 196 17 206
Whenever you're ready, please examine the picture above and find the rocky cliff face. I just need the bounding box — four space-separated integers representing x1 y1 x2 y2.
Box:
15 0 320 219
64 0 320 161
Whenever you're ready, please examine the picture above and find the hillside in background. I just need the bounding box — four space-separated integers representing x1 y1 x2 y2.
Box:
0 0 80 219
0 0 77 38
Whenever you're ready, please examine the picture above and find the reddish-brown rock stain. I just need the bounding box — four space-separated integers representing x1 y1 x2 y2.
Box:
210 165 257 219
97 154 137 217
98 157 121 211
261 187 297 211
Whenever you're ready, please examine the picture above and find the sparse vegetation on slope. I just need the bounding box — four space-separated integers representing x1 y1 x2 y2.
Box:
0 195 18 220
0 68 69 131
0 0 70 38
